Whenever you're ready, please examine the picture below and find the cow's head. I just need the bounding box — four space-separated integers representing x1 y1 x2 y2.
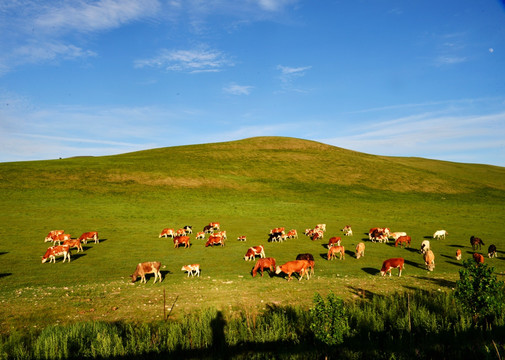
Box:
131 274 137 283
380 269 386 276
275 266 282 274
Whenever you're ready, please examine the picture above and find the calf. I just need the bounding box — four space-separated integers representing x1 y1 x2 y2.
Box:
424 250 435 271
456 249 462 260
62 238 83 252
275 260 310 281
327 246 345 260
380 258 404 277
395 235 411 248
237 235 247 242
252 257 276 277
174 235 191 248
78 231 99 244
420 240 430 254
244 245 265 261
470 236 484 250
488 245 497 258
473 253 485 265
131 261 162 284
327 236 341 248
181 264 200 277
41 245 71 264
355 242 365 259
159 228 175 238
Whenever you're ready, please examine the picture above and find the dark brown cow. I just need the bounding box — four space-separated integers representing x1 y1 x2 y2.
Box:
380 258 404 277
275 260 310 281
252 257 276 277
470 236 484 250
296 253 315 278
131 261 162 284
42 245 71 263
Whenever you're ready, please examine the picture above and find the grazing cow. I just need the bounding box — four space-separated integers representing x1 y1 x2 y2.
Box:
488 244 497 258
424 250 435 271
41 245 71 264
131 261 162 284
244 245 265 261
296 253 315 277
78 231 99 244
395 235 411 248
470 236 485 250
175 228 186 237
380 258 404 277
286 229 298 239
205 235 224 247
327 246 345 260
195 231 205 240
183 225 193 235
433 230 448 240
237 235 247 241
327 236 341 248
173 235 190 248
311 229 324 241
252 257 276 277
159 228 175 238
315 224 326 232
181 264 200 277
270 227 285 235
355 242 365 259
203 224 214 234
420 240 430 254
389 232 407 241
275 260 310 281
473 253 485 265
48 233 72 246
456 249 462 260
370 229 388 243
341 225 353 236
214 231 227 240
209 222 220 230
62 238 83 252
45 230 64 242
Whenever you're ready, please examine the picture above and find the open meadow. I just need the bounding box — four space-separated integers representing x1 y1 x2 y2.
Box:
1 136 504 340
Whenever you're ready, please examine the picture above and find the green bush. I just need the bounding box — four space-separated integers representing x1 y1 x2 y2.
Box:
309 292 350 346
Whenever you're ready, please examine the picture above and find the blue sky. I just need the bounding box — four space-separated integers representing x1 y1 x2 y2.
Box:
1 0 505 166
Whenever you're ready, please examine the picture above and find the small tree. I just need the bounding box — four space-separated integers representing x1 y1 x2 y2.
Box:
310 292 350 346
454 259 505 327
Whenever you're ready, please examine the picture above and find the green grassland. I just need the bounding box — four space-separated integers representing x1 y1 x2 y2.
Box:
0 136 504 334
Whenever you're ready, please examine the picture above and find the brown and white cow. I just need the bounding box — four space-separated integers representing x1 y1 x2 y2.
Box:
173 235 191 248
209 222 220 230
315 224 326 232
48 233 71 246
424 250 435 271
389 232 407 241
42 245 71 263
327 246 345 260
286 229 298 239
341 225 353 236
473 253 485 264
78 231 99 244
252 257 276 277
327 236 341 248
131 261 162 284
195 231 205 240
244 245 265 261
275 260 310 281
45 230 64 242
237 235 247 242
159 228 175 238
488 245 497 258
456 249 462 260
380 258 404 277
395 235 411 248
62 238 83 252
205 235 224 247
181 264 200 277
355 242 365 259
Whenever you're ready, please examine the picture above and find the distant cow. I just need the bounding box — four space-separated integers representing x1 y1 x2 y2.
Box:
389 232 407 241
45 230 64 242
252 257 276 277
433 230 448 240
470 236 484 250
355 242 365 259
195 231 205 240
174 235 191 248
341 225 353 236
183 225 193 234
62 238 83 252
456 249 462 260
48 233 71 246
237 235 247 241
327 236 341 248
78 231 99 244
488 245 497 258
424 250 435 271
296 253 315 277
209 222 220 230
131 261 162 284
327 246 345 260
159 228 175 238
205 235 224 247
380 258 404 277
41 245 71 264
275 260 310 281
244 245 265 261
473 253 485 265
181 264 200 277
420 240 430 254
286 229 298 239
395 235 411 248
203 224 214 234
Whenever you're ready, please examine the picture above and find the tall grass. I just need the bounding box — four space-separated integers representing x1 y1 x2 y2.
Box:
1 289 503 359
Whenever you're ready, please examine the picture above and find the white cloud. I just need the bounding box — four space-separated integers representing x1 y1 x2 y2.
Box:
255 0 297 12
223 83 254 95
435 56 467 65
135 47 234 73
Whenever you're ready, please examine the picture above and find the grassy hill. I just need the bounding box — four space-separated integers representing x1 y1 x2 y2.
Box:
0 136 504 332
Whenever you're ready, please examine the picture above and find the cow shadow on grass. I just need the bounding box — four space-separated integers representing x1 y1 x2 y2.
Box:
0 252 7 256
362 267 380 276
0 273 12 279
161 270 172 279
70 253 87 262
346 285 380 299
404 259 424 270
448 244 464 248
411 276 457 289
402 247 419 253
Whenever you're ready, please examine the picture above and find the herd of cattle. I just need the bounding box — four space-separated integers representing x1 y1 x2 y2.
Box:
41 223 499 283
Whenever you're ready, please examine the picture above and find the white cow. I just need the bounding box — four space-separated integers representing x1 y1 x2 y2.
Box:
389 232 407 241
420 240 430 254
433 230 448 240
